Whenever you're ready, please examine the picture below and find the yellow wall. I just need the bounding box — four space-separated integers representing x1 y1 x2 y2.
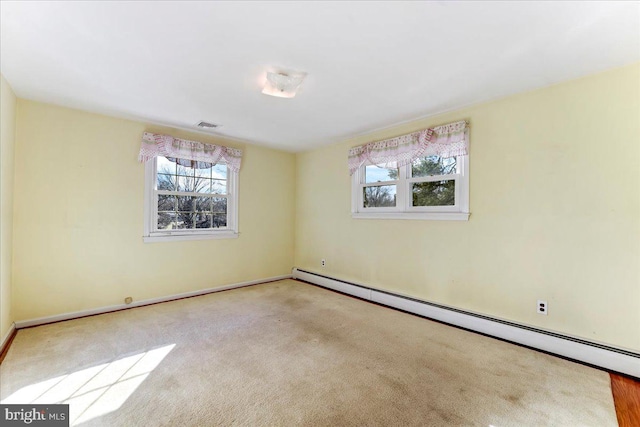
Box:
1 75 17 340
12 100 296 321
295 63 640 351
7 63 640 352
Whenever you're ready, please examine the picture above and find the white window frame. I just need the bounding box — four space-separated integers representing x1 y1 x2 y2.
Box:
143 156 239 243
351 155 469 221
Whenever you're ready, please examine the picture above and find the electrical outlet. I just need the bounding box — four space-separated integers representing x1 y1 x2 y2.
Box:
321 259 326 267
537 300 548 315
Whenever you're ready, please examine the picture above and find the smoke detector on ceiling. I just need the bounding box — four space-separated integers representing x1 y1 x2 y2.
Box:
196 121 220 129
262 69 307 98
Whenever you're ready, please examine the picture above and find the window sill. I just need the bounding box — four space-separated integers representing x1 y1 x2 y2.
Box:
352 212 470 221
143 231 239 243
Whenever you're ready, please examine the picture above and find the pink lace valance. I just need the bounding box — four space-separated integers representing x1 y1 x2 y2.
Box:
348 120 468 175
138 132 242 172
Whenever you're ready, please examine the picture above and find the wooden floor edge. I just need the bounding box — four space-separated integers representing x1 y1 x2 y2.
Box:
610 373 640 427
0 326 17 365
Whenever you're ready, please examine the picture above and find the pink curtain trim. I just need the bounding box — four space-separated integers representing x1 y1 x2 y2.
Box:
348 120 468 175
138 132 242 172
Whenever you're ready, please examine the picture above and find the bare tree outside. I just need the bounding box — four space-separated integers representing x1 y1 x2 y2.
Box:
156 157 228 230
363 185 396 207
363 165 397 207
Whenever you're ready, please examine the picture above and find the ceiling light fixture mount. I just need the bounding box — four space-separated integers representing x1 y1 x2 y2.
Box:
262 69 307 98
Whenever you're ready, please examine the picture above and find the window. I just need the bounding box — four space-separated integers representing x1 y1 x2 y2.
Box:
352 154 469 220
143 156 239 242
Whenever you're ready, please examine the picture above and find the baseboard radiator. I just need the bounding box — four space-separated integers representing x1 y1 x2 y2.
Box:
293 268 640 378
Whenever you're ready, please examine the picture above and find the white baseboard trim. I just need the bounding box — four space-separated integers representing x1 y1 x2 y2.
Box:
15 274 292 329
293 268 640 378
1 323 16 354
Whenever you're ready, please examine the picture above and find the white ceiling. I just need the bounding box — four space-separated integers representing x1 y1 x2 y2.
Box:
1 1 639 152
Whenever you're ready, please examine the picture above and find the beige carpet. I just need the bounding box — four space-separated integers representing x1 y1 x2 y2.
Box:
1 279 617 426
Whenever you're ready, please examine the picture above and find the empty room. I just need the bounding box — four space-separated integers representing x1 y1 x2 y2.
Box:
1 2 639 426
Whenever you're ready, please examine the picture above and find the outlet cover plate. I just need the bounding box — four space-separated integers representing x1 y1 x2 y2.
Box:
537 300 548 315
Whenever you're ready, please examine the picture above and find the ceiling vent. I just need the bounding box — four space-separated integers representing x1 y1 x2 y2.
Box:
196 121 220 129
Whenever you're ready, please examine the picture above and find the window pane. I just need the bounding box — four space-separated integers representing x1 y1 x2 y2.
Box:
177 196 194 212
211 179 227 194
365 165 398 183
175 212 194 229
195 197 211 212
212 198 227 214
157 174 176 191
411 156 457 177
177 175 214 193
157 212 175 230
157 156 175 175
213 213 227 228
193 178 211 194
194 213 212 229
158 195 175 212
177 176 200 192
212 164 227 180
177 163 196 177
363 185 396 208
176 176 186 192
412 180 455 206
195 164 213 178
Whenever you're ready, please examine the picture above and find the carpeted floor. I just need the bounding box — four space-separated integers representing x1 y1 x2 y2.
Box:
1 279 617 426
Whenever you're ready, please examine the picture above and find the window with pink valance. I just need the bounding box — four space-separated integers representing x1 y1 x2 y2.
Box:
348 120 468 175
138 132 242 172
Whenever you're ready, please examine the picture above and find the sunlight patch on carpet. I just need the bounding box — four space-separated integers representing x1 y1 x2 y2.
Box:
1 344 175 425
